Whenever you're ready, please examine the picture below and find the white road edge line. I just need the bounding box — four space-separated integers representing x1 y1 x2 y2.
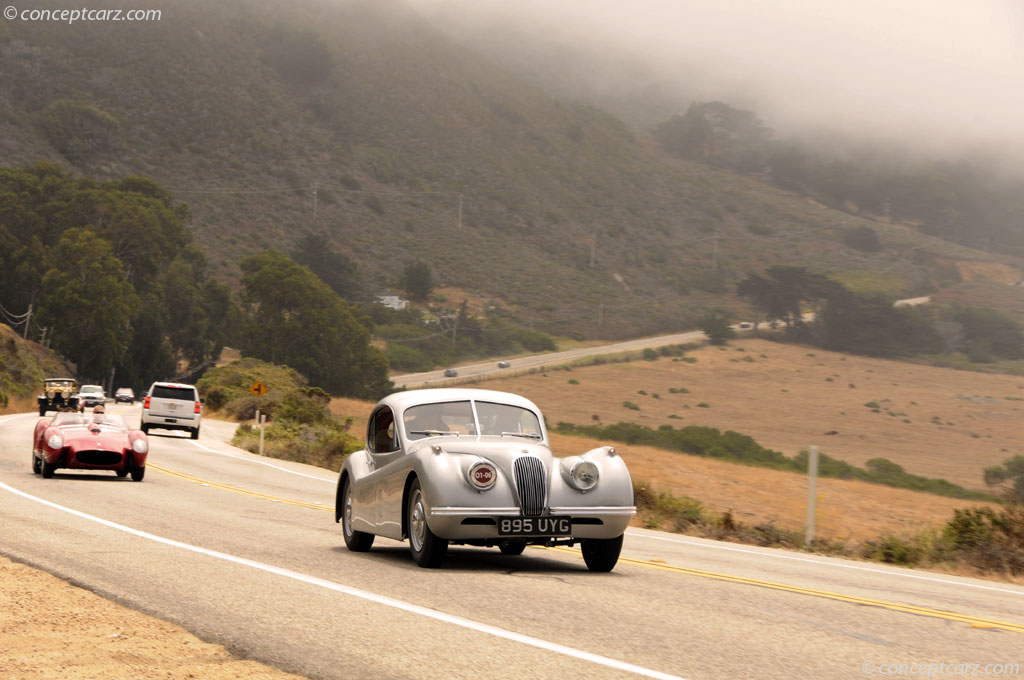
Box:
188 441 335 483
0 480 685 680
625 531 1024 596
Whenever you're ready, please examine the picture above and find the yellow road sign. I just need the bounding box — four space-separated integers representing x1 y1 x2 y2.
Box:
249 382 267 397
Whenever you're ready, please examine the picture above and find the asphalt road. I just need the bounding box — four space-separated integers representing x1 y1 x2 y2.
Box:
2 404 1022 680
391 329 708 389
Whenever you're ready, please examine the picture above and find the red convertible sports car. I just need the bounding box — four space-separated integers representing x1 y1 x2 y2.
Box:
32 411 149 481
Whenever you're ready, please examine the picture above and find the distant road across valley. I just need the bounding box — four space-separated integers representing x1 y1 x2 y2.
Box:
391 295 932 389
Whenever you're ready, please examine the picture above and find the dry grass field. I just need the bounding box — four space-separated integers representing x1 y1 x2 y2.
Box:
480 339 1024 492
393 338 1024 546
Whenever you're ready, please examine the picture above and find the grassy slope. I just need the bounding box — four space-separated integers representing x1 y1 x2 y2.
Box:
0 323 75 411
1 0 1019 340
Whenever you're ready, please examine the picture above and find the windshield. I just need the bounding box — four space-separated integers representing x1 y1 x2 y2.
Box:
80 385 102 394
403 400 542 441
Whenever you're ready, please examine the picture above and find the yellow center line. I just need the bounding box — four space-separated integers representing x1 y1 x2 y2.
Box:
545 545 1024 634
147 463 330 511
149 463 1024 634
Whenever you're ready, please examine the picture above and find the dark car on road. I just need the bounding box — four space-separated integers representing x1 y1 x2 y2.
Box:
114 387 135 404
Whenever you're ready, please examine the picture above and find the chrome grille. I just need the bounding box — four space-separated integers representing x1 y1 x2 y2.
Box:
513 456 546 516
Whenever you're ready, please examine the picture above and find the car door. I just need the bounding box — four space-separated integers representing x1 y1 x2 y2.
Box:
361 406 407 540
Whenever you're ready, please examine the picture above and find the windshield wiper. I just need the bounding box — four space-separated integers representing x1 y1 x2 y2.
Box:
500 431 542 439
410 430 460 437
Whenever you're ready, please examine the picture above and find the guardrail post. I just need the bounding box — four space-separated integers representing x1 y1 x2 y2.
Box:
805 445 819 545
259 414 266 457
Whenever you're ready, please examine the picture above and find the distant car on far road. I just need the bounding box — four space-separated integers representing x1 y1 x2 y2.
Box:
497 361 511 368
114 388 135 404
738 322 752 329
444 368 458 377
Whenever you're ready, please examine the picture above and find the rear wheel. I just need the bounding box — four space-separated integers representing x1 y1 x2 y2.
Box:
31 451 41 475
407 479 447 568
190 426 199 440
116 468 129 478
581 535 624 572
341 478 375 552
498 539 527 556
140 423 150 434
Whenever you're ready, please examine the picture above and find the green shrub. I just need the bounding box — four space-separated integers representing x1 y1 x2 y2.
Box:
861 534 927 565
622 401 640 410
642 348 659 361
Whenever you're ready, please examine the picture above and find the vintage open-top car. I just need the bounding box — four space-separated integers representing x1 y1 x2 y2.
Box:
32 411 149 481
335 388 635 571
37 378 80 415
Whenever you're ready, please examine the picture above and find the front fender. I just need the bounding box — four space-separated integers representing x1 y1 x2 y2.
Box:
551 446 634 507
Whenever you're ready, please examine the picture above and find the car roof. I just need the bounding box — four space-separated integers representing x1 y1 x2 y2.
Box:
151 381 196 389
377 388 541 414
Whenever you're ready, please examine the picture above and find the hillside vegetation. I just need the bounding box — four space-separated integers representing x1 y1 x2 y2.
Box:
2 0 1019 341
0 323 73 410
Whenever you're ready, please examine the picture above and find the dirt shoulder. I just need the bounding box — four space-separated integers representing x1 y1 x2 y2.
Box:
0 555 302 679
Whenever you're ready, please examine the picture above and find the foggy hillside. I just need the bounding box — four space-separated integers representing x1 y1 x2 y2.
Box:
1 0 1020 339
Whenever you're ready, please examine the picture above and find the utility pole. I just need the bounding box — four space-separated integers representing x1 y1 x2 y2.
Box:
23 303 33 339
312 183 318 221
711 234 719 272
457 193 463 231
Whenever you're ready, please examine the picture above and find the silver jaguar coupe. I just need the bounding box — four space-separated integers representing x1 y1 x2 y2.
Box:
335 388 636 571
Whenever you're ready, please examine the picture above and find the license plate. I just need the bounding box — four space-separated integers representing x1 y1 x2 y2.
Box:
498 517 571 536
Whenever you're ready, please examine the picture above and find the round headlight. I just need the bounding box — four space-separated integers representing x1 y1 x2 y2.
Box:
569 460 599 491
132 438 149 454
47 434 64 450
468 461 497 490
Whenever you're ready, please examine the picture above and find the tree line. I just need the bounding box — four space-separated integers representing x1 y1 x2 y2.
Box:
0 163 388 398
732 265 1024 361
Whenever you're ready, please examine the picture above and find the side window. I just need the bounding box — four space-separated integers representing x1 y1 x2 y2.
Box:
368 407 398 453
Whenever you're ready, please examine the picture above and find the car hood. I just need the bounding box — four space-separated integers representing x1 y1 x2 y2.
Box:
55 425 133 450
413 437 553 464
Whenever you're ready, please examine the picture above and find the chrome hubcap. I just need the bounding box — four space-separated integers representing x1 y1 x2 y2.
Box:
343 486 353 538
410 490 426 551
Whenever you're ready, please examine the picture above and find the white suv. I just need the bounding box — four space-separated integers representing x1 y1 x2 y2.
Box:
141 382 202 439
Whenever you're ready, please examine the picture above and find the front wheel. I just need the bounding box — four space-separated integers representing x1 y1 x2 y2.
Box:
38 405 46 416
581 535 624 572
130 463 145 482
41 458 56 479
407 479 447 568
341 478 374 552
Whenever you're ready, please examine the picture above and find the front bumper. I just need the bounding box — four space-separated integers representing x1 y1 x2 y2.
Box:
428 505 635 540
